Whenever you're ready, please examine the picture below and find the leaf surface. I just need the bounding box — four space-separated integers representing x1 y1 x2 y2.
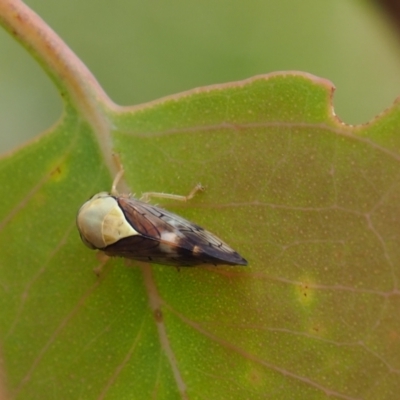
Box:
1 73 400 400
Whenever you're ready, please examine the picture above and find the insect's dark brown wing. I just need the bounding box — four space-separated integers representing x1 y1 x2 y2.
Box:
105 196 247 267
104 234 200 266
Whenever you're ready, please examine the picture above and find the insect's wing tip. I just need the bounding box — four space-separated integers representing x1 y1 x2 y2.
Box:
234 256 248 266
219 252 248 266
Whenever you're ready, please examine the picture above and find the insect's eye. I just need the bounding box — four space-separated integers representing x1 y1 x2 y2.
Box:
79 232 97 249
88 192 110 201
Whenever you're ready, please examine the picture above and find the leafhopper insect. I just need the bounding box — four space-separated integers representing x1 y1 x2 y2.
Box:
76 165 247 267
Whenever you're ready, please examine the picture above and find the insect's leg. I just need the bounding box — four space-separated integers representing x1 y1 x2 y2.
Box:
93 251 110 276
140 183 205 203
111 154 125 195
93 265 103 277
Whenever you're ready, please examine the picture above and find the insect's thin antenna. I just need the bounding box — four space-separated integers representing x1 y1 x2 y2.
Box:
111 154 125 195
140 183 205 203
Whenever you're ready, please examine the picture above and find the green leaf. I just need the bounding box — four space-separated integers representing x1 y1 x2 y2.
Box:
1 3 400 400
2 72 400 399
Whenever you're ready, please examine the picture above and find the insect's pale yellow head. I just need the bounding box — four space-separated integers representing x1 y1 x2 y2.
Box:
76 192 138 249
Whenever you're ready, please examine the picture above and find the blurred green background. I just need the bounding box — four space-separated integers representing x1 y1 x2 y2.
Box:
1 0 400 152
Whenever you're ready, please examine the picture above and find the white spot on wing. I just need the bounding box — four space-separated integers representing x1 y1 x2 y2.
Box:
161 232 180 244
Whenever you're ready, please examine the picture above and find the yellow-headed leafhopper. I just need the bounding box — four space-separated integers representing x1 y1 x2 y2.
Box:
76 166 247 267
